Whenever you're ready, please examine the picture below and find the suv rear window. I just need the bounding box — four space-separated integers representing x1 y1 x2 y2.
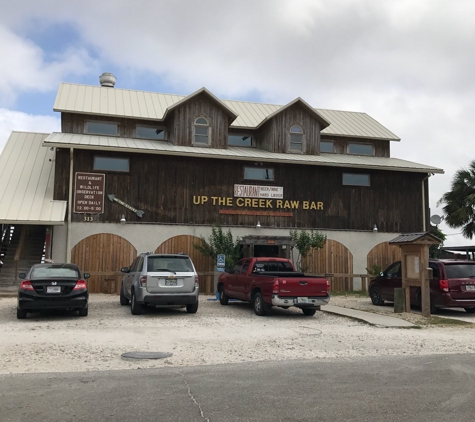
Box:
146 256 194 272
445 264 475 279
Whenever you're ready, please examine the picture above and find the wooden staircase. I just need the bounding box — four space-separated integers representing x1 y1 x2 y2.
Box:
0 225 46 291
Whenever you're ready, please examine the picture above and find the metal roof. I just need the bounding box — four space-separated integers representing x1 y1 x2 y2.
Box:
0 132 67 225
389 233 442 244
54 83 400 141
43 132 443 174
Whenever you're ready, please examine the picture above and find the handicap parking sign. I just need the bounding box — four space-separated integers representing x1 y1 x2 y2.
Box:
217 254 225 267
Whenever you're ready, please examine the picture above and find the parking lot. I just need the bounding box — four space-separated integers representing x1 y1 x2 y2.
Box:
1 294 475 375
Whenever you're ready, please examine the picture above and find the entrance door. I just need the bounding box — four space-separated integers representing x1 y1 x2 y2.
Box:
254 245 279 257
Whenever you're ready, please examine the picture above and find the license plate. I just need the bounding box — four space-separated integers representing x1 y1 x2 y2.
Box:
165 279 178 286
466 285 475 291
47 286 61 293
297 297 309 303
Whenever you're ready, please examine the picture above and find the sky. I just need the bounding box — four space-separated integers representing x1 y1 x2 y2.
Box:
0 0 474 247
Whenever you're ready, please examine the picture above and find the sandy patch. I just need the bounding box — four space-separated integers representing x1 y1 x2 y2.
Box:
1 294 475 375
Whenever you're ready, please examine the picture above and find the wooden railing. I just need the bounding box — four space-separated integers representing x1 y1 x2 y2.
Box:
307 273 374 292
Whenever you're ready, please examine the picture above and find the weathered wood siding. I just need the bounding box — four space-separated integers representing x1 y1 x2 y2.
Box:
256 103 321 155
54 149 427 232
71 233 137 294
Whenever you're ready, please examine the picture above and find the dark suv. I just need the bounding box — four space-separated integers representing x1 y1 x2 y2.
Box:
369 260 475 314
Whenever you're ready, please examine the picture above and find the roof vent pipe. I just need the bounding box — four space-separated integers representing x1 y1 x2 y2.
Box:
99 72 116 87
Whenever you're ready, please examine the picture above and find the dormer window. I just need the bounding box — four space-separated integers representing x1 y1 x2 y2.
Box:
193 117 210 145
289 125 304 152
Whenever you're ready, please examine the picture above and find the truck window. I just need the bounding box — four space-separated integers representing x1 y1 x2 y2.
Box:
241 262 250 274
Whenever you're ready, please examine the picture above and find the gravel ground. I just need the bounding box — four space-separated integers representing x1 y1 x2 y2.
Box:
1 294 475 375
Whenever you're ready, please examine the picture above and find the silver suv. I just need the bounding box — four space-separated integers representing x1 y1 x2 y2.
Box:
120 253 199 315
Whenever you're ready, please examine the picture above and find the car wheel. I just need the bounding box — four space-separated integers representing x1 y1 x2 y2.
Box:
78 306 88 317
219 286 229 305
369 286 384 306
430 299 437 314
253 291 267 316
130 290 142 315
120 283 129 306
464 307 475 313
302 308 317 316
17 308 27 319
186 302 199 314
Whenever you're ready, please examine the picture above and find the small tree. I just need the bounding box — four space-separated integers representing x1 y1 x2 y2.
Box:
289 229 327 272
193 223 241 271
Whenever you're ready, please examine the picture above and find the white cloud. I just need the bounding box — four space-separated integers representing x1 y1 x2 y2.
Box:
0 109 60 152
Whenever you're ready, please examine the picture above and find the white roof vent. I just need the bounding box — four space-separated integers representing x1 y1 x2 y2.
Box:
99 72 116 87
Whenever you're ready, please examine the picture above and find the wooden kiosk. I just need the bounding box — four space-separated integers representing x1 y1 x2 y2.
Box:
389 232 441 317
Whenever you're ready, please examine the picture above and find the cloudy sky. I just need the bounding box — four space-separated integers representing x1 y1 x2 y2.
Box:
1 0 473 247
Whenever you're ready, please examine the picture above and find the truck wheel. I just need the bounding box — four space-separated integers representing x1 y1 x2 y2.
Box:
302 308 317 316
253 292 267 316
369 286 384 306
120 283 129 306
219 286 229 305
130 290 143 315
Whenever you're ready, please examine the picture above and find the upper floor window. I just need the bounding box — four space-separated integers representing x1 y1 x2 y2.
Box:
320 141 334 153
94 156 130 172
86 121 119 136
228 134 253 147
193 117 210 145
289 125 304 152
244 167 274 181
348 143 373 156
342 173 370 187
136 125 166 140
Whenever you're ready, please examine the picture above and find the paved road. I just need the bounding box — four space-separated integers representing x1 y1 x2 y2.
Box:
2 354 475 421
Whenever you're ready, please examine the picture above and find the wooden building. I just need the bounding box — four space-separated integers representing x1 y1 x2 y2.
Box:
0 73 444 293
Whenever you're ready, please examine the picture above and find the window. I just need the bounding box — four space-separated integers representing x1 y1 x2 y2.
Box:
320 141 334 153
289 125 304 152
136 125 166 140
348 143 373 156
193 117 210 144
86 121 119 136
342 173 370 186
244 167 274 181
94 156 129 172
228 134 253 147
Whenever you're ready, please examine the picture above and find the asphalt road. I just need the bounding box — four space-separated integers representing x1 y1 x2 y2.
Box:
2 354 475 422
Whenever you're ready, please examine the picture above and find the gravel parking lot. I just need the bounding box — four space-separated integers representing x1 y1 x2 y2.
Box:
1 294 475 375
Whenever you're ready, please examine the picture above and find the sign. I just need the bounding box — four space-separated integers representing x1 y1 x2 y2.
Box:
216 267 225 272
107 194 145 218
234 184 283 199
74 172 105 214
217 254 225 268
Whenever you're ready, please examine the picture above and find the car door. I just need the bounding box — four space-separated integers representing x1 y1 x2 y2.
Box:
123 257 140 296
380 262 402 301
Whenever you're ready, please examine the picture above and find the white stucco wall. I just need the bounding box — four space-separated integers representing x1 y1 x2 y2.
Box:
51 222 398 290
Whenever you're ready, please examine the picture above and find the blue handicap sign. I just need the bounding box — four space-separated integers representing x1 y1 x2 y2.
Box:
217 254 225 267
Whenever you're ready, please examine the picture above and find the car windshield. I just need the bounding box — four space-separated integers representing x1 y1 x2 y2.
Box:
445 264 475 278
31 266 79 278
147 256 194 272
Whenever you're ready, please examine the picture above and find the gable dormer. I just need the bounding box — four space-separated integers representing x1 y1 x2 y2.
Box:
162 88 237 148
253 97 330 155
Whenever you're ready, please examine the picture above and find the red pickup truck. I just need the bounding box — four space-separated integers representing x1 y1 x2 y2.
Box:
217 257 330 316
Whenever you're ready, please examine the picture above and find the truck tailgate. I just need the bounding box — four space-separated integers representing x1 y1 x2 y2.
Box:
276 277 328 297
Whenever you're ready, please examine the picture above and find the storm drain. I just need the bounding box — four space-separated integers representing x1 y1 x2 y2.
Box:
121 352 173 360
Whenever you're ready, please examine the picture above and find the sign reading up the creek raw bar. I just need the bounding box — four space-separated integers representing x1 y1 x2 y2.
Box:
74 172 105 214
234 184 283 199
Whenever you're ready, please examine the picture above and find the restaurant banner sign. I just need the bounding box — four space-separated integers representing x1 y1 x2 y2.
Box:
74 172 105 214
234 184 283 199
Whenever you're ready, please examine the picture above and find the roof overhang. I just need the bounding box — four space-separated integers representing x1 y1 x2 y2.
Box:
43 132 444 174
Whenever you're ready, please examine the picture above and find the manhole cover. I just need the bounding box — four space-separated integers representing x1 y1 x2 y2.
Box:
121 351 173 360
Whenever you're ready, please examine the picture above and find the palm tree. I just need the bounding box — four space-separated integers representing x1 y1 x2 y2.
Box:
438 160 475 239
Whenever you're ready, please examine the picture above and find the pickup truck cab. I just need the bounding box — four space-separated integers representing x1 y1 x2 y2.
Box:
217 257 330 316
